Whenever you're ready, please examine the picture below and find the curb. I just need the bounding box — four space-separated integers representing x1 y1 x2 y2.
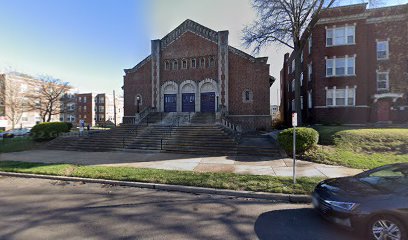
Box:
0 171 311 203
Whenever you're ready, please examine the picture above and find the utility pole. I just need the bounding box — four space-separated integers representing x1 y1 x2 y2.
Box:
113 90 117 126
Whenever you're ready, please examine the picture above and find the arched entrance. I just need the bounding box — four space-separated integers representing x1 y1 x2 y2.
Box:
161 82 178 112
180 81 197 112
199 79 217 113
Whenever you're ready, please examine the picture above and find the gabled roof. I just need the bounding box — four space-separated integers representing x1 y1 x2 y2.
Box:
124 19 266 74
124 55 151 74
160 19 219 50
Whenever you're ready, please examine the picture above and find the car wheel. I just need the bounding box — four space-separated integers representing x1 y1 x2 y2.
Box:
368 215 406 240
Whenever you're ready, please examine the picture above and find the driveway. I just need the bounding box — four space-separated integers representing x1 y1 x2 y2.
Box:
0 176 361 240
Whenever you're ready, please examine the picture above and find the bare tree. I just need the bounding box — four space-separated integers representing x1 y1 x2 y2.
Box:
243 0 378 125
0 75 29 129
27 76 72 122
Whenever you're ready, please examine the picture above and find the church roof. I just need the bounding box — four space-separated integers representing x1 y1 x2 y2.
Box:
124 19 263 74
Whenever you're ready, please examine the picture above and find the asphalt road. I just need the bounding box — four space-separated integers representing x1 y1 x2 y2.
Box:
0 176 362 240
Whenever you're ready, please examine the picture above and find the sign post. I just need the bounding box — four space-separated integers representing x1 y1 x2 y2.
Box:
292 112 297 184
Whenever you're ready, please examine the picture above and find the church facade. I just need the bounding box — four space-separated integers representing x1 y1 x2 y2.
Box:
123 20 272 130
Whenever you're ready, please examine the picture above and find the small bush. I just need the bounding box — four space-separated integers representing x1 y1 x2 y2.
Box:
31 122 70 141
278 127 319 155
65 122 73 131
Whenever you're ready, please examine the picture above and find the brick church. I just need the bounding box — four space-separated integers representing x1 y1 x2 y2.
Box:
123 19 273 130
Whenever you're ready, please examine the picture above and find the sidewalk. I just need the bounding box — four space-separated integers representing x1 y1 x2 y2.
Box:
0 150 362 178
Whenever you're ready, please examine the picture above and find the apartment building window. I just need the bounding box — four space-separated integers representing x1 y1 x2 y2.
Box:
300 72 304 86
84 106 87 111
308 91 312 109
191 59 197 68
308 63 312 81
291 59 295 73
301 52 304 63
326 25 355 46
287 82 290 92
326 56 355 77
377 41 389 60
300 96 304 110
83 97 87 103
100 97 104 104
99 106 105 112
308 35 312 54
78 97 82 102
377 72 389 90
326 87 355 106
164 60 170 70
291 99 295 111
291 79 295 92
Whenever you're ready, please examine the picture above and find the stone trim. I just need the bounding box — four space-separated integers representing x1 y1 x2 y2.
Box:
228 46 256 62
160 19 218 50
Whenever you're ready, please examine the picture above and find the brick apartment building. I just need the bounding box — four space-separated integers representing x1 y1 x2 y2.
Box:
76 93 123 127
0 72 58 130
123 19 273 130
280 3 408 125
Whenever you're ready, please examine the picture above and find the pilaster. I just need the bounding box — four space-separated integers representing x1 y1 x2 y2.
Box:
151 40 161 110
218 31 229 111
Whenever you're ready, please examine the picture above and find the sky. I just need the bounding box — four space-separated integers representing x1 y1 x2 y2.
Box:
0 0 406 105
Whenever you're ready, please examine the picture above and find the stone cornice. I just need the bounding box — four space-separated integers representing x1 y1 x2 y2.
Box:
160 19 218 50
228 46 256 62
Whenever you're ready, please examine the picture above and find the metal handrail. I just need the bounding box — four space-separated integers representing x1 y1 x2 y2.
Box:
220 117 242 142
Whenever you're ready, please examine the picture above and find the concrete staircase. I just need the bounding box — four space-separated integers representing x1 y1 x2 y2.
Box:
154 125 238 155
45 112 282 157
45 124 144 151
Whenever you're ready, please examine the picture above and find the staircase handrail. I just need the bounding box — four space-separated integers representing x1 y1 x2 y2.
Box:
220 117 242 142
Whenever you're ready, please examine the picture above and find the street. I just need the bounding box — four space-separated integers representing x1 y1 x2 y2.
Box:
0 176 361 240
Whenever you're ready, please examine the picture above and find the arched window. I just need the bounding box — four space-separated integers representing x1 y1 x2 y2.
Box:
182 59 187 69
191 58 197 68
164 60 170 70
209 57 215 67
172 60 178 70
200 58 206 68
242 89 254 103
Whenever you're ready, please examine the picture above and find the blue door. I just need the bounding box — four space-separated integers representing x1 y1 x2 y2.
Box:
200 92 215 112
182 93 195 112
164 94 177 112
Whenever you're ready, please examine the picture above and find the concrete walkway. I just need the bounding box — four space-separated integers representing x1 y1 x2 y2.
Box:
0 150 362 178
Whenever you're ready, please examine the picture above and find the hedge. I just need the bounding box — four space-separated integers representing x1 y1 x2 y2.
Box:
65 122 73 131
278 127 319 155
31 122 70 141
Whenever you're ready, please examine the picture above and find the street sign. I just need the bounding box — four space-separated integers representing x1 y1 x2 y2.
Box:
292 112 297 127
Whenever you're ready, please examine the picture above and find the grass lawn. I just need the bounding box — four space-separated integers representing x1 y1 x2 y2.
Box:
0 161 323 195
0 137 43 153
304 127 408 169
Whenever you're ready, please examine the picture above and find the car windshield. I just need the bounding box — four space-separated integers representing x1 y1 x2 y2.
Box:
359 165 408 193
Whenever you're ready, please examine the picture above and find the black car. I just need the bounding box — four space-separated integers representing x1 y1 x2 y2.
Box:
313 163 408 240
